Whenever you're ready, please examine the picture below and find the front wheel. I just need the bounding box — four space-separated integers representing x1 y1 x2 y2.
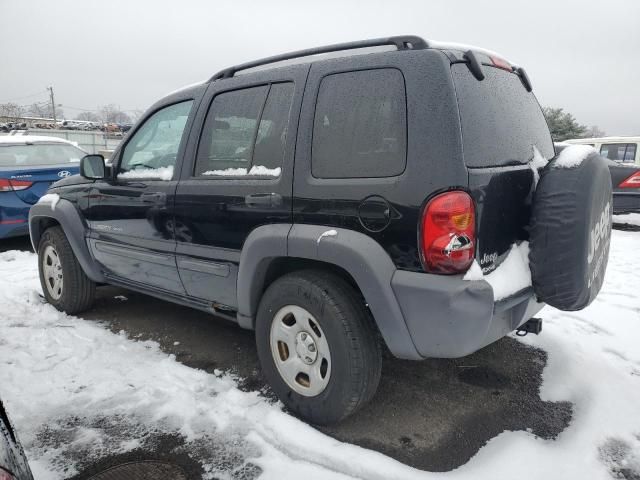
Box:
255 270 381 425
38 226 95 314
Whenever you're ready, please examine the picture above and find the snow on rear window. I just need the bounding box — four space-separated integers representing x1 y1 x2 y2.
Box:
118 165 174 181
553 144 597 169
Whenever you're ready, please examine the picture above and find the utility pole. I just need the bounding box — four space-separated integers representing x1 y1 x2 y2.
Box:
47 86 57 124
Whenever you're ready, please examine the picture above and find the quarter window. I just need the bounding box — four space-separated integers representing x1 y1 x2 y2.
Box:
311 69 407 179
600 143 637 163
195 83 294 177
119 101 193 180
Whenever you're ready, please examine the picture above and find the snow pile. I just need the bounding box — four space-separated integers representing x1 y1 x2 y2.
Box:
530 146 549 188
462 260 484 281
37 193 60 211
463 242 532 301
1 232 640 479
202 165 281 177
119 166 174 181
613 213 640 227
553 144 597 169
317 229 338 244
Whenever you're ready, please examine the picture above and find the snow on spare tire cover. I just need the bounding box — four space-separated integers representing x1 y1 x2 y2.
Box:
529 147 612 311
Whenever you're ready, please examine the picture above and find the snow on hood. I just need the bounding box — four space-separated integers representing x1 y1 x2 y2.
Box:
464 241 532 301
553 144 597 169
119 166 174 181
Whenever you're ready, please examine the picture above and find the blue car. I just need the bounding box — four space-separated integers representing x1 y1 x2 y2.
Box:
0 136 84 239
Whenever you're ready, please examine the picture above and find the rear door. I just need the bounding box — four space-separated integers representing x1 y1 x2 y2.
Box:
87 100 196 294
451 62 555 274
172 65 306 307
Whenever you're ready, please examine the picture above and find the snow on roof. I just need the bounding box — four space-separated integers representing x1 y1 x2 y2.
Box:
0 135 78 146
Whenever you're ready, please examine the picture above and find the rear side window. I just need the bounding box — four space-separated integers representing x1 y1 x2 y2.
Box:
312 69 407 178
452 64 554 167
195 83 294 177
600 143 637 163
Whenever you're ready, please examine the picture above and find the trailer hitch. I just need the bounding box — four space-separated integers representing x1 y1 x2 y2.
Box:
516 318 543 337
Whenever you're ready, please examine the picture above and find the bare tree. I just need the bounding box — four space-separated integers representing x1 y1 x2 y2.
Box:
99 104 132 124
75 111 101 122
0 102 25 121
25 102 64 120
584 125 606 138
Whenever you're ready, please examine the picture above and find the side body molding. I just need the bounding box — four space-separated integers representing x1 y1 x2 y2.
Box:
236 223 422 360
29 200 105 283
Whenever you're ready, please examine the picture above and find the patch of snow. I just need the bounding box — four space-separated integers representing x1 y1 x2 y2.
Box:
114 295 128 301
462 260 484 281
37 193 60 211
317 229 338 244
613 213 640 227
201 165 281 177
530 146 549 188
553 144 597 169
119 166 174 181
464 242 532 301
1 232 640 479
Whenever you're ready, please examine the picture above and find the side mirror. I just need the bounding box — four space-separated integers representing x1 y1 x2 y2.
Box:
80 154 106 180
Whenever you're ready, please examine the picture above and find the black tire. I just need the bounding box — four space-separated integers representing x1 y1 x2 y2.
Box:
38 226 95 314
255 270 382 425
529 151 612 311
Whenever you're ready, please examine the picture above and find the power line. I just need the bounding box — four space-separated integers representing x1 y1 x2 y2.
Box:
0 90 49 103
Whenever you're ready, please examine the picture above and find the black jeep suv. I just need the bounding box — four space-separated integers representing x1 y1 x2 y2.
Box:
29 36 612 424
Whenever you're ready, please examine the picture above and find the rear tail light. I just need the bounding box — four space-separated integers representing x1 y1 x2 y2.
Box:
490 56 513 71
619 171 640 188
0 469 15 480
0 178 33 192
420 191 476 274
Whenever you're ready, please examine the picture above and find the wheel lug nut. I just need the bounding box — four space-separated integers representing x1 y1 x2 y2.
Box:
301 333 307 341
308 344 316 352
305 356 312 363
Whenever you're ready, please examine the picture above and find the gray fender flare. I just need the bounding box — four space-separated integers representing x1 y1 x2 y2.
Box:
237 223 421 360
29 200 105 283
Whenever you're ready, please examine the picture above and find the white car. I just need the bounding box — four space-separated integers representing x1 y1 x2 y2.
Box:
565 136 640 166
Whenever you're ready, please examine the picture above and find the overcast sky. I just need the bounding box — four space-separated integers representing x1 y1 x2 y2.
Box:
1 0 638 135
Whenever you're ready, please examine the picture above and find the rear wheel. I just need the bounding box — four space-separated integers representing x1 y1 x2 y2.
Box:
256 270 381 425
38 226 95 314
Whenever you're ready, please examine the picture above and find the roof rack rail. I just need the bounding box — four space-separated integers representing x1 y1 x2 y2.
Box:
209 35 429 81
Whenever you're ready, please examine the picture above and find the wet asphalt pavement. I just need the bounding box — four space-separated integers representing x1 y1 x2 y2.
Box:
2 236 574 478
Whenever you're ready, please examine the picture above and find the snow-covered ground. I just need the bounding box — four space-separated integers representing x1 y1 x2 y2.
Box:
613 213 640 228
1 230 639 479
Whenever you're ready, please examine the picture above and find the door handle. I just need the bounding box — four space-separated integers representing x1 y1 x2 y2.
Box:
140 192 167 205
245 193 282 207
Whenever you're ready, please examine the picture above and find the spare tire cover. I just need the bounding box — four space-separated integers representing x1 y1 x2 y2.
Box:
529 152 612 311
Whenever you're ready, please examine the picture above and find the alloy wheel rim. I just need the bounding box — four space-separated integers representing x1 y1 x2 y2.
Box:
43 245 63 300
269 305 332 397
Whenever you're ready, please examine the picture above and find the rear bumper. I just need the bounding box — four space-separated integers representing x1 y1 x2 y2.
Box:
391 269 544 358
613 191 640 214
